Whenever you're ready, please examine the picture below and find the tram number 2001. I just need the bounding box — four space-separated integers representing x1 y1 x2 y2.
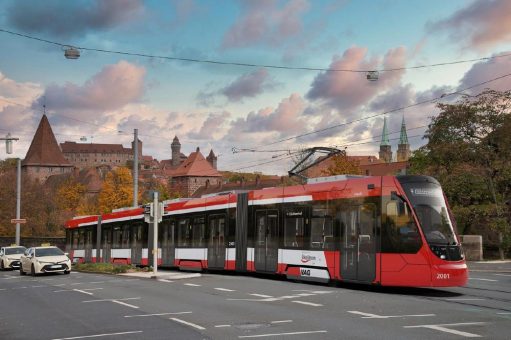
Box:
436 273 450 279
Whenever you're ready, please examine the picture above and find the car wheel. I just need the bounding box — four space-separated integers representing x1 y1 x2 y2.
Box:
0 261 4 270
30 264 36 277
20 265 26 276
64 270 71 275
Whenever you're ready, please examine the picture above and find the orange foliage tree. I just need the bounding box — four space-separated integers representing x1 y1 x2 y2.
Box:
98 167 136 213
321 155 362 176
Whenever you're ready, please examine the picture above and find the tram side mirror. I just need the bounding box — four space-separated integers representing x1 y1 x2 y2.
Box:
391 191 400 201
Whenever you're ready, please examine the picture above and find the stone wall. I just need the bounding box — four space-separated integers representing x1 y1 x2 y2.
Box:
459 235 483 261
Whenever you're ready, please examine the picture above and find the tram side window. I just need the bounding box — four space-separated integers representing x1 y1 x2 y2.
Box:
359 204 376 253
284 215 305 248
112 226 122 248
311 207 334 250
382 198 422 253
121 225 130 249
192 216 206 247
72 230 79 249
177 218 192 247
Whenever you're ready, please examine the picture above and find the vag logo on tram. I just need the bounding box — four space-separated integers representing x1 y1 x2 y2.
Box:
300 268 311 276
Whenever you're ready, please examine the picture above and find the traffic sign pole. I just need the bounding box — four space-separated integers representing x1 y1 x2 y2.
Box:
153 191 158 276
16 159 21 245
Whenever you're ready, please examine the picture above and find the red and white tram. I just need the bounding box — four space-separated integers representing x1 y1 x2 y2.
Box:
65 175 468 287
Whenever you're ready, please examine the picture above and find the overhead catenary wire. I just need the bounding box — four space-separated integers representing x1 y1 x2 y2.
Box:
1 28 511 73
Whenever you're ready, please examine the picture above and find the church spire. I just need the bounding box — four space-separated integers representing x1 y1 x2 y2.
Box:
399 115 409 145
380 116 390 146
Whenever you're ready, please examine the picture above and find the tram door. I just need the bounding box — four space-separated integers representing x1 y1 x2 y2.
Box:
208 215 226 269
84 228 93 262
131 224 143 265
341 204 376 282
160 220 175 266
102 227 112 263
254 210 279 272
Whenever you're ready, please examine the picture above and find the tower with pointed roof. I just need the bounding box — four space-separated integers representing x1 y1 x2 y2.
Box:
378 116 392 163
397 115 411 162
22 114 74 182
171 135 181 167
206 149 217 169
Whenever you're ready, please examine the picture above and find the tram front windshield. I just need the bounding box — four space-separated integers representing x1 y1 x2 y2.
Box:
401 181 457 245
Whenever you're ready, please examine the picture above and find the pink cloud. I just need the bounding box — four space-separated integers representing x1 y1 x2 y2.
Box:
458 51 511 93
427 0 511 51
227 93 307 141
222 0 309 49
188 111 231 139
306 46 407 111
36 61 146 116
221 68 276 102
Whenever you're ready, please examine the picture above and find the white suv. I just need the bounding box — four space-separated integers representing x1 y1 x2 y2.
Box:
20 246 71 276
0 246 26 270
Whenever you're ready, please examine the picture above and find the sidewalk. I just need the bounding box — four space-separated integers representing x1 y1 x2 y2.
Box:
467 260 511 273
118 269 201 280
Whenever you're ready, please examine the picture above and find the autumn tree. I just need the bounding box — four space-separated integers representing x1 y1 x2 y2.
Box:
322 155 362 176
409 89 511 258
98 167 135 213
56 179 87 212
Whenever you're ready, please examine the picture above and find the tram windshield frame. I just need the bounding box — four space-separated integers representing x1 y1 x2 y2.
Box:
399 179 458 246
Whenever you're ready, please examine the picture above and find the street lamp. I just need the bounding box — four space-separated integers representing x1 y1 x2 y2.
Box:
1 133 22 245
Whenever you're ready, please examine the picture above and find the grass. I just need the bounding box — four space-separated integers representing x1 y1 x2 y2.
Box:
73 262 148 274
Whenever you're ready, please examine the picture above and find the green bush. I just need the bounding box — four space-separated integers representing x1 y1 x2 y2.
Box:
74 262 134 274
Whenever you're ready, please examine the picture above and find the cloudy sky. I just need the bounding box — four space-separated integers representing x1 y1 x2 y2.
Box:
1 0 511 175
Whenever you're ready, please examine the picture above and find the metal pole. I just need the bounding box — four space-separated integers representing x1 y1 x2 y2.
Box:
153 191 158 276
16 158 21 245
133 128 138 207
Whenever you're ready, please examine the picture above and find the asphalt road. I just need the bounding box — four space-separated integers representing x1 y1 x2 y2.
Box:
0 265 510 340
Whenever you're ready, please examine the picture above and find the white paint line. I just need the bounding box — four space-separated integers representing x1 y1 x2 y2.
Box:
445 298 485 301
469 278 498 282
295 293 315 297
404 322 487 338
291 301 323 307
494 274 511 277
250 294 273 298
31 285 47 288
0 288 6 291
348 311 435 319
54 283 66 287
12 286 28 289
41 278 54 281
311 290 334 294
270 320 292 324
184 283 201 287
83 297 140 303
215 325 231 328
112 300 139 309
238 330 327 338
215 288 236 292
70 282 83 285
497 312 511 315
157 279 174 283
170 317 205 330
125 312 192 318
54 290 68 293
81 288 103 292
279 295 301 299
73 289 94 296
51 330 143 340
87 281 105 284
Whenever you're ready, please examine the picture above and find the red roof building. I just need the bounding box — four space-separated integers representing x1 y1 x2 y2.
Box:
22 114 74 182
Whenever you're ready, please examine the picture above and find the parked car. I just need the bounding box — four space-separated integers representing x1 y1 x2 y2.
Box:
20 246 71 276
0 246 26 270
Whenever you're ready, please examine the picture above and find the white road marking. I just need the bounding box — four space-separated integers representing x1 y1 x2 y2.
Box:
31 285 46 288
404 322 487 338
215 288 236 292
348 311 436 319
87 281 105 284
238 330 328 338
12 286 28 289
112 300 139 309
125 312 192 318
72 289 94 296
51 330 143 340
445 298 485 301
70 282 83 285
295 293 315 297
54 283 66 286
292 289 333 294
184 283 201 287
250 294 273 298
170 317 206 330
291 301 323 307
83 297 140 303
494 274 511 277
157 279 174 282
469 278 498 282
215 325 231 328
270 320 292 324
497 312 511 315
